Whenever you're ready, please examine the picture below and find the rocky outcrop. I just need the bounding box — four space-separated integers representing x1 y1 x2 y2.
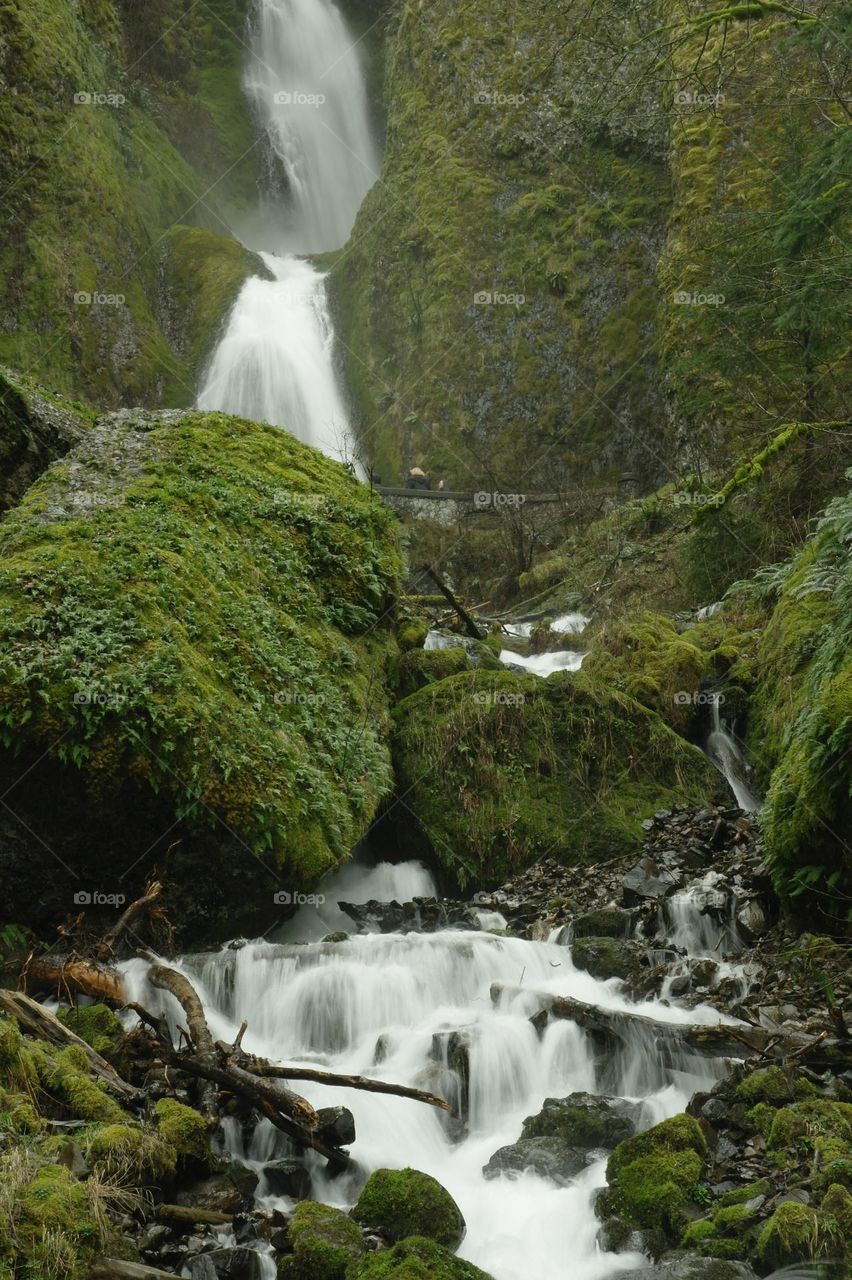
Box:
0 368 89 514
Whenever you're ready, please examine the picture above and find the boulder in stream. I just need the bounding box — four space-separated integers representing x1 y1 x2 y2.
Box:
521 1092 641 1150
482 1135 589 1184
353 1167 465 1250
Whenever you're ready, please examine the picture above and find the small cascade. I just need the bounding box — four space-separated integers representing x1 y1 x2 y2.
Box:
704 696 761 812
122 861 742 1280
657 871 757 1001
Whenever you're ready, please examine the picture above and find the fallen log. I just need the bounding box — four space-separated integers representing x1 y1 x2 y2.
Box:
490 984 808 1060
90 1261 179 1280
215 1044 451 1112
421 564 483 639
156 1203 232 1226
22 954 127 1005
0 990 136 1098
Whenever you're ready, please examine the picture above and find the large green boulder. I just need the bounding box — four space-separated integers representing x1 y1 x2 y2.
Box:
0 409 400 936
391 668 716 885
279 1202 365 1280
346 1237 493 1280
598 1114 707 1241
352 1169 465 1250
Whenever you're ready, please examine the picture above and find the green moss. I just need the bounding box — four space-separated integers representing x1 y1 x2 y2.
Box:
153 1099 209 1164
600 1114 707 1239
718 1178 771 1206
735 1067 797 1106
0 1016 38 1092
744 1103 776 1138
279 1201 365 1280
391 668 715 886
767 1099 852 1161
0 409 400 912
757 1201 820 1267
398 621 429 652
347 1236 494 1279
85 1122 176 1183
17 1163 98 1278
584 612 708 733
57 1004 123 1059
33 1046 126 1124
353 1169 464 1249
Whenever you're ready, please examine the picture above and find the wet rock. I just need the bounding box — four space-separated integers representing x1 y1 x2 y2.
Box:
571 907 635 939
190 1249 263 1280
54 1140 88 1177
521 1093 640 1149
316 1105 356 1147
571 937 643 983
339 899 406 933
353 1167 465 1249
622 858 681 906
597 1216 662 1257
482 1136 588 1184
177 1162 259 1213
262 1161 312 1200
735 899 767 941
618 1258 759 1280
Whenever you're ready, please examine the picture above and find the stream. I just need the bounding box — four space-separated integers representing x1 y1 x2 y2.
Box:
122 858 750 1280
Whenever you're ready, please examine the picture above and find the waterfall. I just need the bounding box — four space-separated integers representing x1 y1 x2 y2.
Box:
121 863 739 1280
197 0 380 460
704 696 761 812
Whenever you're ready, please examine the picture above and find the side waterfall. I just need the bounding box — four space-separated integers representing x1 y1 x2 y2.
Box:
197 0 380 458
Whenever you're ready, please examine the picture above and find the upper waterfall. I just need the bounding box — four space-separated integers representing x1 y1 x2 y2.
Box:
243 0 381 255
197 0 380 459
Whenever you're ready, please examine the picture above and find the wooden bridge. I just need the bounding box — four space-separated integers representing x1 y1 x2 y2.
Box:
375 482 632 526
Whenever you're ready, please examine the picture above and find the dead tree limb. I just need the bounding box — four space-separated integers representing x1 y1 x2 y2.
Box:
95 881 167 961
216 1047 450 1112
421 564 483 639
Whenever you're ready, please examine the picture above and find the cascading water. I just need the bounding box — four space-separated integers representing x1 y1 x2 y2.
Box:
704 697 761 813
197 0 380 459
121 862 743 1280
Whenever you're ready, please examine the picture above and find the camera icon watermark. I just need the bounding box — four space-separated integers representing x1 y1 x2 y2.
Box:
674 90 725 108
672 491 725 509
474 290 525 306
473 90 526 107
73 291 126 307
673 690 725 707
473 491 526 509
472 690 526 707
273 90 326 107
73 890 126 907
673 289 725 308
73 91 126 107
273 890 327 906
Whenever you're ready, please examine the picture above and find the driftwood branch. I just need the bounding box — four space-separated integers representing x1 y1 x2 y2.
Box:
90 1262 181 1280
217 1048 450 1112
421 564 483 639
22 954 127 1005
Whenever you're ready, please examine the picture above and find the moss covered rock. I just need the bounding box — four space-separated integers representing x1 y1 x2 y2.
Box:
154 1099 210 1165
17 1162 99 1278
0 408 400 935
584 613 708 734
57 1003 124 1059
347 1236 494 1279
599 1114 707 1240
85 1121 176 1182
391 668 716 885
521 1093 636 1151
353 1168 465 1250
278 1201 365 1280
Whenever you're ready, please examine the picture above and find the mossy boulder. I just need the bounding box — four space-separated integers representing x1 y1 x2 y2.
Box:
599 1114 707 1240
766 1098 852 1164
734 1067 799 1107
585 613 709 734
756 1201 820 1268
521 1093 637 1151
33 1045 127 1124
0 408 400 937
57 1003 124 1059
154 1099 210 1165
353 1168 465 1250
278 1201 365 1280
391 668 716 886
570 937 642 983
346 1236 494 1279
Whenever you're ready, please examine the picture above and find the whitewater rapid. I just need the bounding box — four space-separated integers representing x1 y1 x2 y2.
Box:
122 861 741 1280
197 0 380 459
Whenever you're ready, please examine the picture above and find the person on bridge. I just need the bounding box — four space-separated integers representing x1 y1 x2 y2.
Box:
405 466 431 491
